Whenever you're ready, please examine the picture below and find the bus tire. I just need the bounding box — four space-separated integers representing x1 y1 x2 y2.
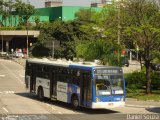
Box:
38 87 44 101
71 96 79 109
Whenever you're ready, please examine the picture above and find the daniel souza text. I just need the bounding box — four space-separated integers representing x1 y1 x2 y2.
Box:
127 114 160 120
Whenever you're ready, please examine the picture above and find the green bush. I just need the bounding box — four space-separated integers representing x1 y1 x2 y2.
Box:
0 27 17 30
125 71 160 92
151 72 160 90
125 71 146 90
31 45 50 57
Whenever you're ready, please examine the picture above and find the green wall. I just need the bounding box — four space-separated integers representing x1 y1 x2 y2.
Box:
0 6 102 27
35 7 62 21
62 6 86 21
0 15 19 27
35 6 102 22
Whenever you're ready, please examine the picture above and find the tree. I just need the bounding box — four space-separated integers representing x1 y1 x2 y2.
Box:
34 16 40 27
75 8 96 23
119 0 160 94
13 0 35 26
76 39 118 65
34 20 86 59
0 0 18 27
0 0 3 26
75 6 124 65
8 0 14 26
3 1 9 26
75 8 105 41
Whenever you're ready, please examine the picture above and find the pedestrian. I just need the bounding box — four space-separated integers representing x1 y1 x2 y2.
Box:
11 49 14 54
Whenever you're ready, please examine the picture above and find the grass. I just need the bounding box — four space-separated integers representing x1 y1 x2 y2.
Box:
126 89 160 101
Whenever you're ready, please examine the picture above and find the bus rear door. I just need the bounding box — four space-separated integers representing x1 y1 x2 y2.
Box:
30 65 36 93
50 70 58 98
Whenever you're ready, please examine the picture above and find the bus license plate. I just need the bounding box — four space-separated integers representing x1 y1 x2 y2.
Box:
108 103 114 106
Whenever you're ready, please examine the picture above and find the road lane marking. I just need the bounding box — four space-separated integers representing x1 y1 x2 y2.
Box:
19 74 24 78
125 104 156 108
0 75 5 77
0 62 24 84
45 103 56 111
0 91 15 94
46 103 50 106
58 112 63 114
2 107 8 113
4 91 15 94
66 117 73 120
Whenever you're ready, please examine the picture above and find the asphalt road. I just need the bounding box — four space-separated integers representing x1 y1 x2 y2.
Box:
0 59 159 120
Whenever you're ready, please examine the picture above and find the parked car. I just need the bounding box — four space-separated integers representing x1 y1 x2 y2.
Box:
151 63 160 71
122 58 129 67
13 51 24 58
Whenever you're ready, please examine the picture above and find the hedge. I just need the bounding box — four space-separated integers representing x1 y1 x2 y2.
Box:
125 71 160 90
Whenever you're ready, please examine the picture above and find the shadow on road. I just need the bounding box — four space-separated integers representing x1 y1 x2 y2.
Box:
15 92 119 114
146 107 160 113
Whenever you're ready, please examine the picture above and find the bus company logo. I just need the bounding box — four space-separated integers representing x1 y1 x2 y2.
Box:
68 87 72 93
127 114 160 120
58 84 66 90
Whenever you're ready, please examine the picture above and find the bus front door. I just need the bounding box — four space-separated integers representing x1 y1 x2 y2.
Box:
81 73 92 107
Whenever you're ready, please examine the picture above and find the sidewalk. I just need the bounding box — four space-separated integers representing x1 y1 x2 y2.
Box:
125 99 160 113
12 57 26 67
126 99 160 108
122 60 141 73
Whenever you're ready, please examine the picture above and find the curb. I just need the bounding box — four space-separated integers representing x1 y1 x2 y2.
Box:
126 98 159 102
126 98 138 101
12 58 26 67
125 104 156 108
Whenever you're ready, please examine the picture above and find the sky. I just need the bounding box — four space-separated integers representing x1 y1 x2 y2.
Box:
22 0 92 8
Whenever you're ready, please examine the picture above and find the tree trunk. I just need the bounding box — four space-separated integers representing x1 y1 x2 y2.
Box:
146 60 152 94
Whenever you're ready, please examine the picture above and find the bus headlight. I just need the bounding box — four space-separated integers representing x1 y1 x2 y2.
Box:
96 97 101 102
121 97 124 101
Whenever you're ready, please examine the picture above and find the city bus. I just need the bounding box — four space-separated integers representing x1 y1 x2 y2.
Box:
25 58 125 109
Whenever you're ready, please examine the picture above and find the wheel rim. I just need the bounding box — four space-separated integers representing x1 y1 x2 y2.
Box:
73 99 78 107
40 90 42 98
39 89 43 99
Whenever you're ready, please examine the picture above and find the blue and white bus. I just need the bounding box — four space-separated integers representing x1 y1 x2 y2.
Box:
25 59 125 109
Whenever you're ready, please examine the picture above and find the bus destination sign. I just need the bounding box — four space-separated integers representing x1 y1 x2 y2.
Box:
95 69 122 74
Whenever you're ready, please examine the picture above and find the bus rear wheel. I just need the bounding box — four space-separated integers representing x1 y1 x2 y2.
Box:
71 96 79 109
38 87 44 101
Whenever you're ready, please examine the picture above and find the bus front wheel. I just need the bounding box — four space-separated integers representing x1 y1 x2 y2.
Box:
71 96 79 109
38 87 44 101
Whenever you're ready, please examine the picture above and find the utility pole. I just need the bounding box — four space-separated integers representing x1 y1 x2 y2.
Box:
26 0 29 58
52 41 54 59
26 20 29 58
1 31 3 55
117 2 120 64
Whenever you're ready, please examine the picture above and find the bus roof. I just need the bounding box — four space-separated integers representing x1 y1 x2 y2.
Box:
27 58 121 69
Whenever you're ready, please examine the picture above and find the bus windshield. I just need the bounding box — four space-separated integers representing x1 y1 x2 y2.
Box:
95 75 124 96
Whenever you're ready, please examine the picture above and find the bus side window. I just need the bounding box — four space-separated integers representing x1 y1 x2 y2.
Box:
37 72 42 78
67 76 73 83
72 74 80 86
44 73 49 79
26 69 31 76
37 72 49 79
43 66 50 73
36 65 43 72
57 68 68 83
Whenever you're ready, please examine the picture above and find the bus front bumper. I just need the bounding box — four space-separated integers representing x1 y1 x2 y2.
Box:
91 102 125 109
